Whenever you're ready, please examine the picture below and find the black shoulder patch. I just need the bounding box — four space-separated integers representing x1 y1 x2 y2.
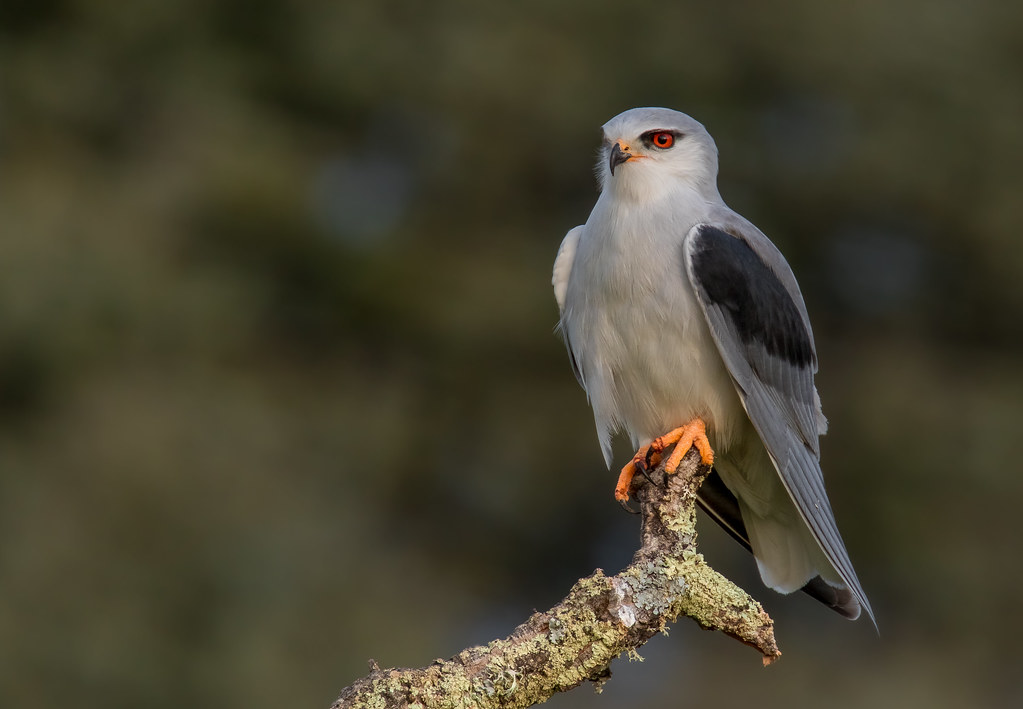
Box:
689 225 814 367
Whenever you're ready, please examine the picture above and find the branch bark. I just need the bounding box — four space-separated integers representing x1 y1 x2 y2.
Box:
332 449 781 709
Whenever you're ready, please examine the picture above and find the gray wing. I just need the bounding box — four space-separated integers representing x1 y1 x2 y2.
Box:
683 223 874 624
553 226 585 388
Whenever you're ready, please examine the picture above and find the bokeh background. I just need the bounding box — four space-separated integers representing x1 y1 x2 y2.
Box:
3 2 1022 707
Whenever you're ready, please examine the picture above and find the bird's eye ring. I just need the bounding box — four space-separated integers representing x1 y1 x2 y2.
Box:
651 131 675 149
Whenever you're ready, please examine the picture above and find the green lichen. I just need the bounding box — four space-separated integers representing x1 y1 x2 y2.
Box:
334 455 780 708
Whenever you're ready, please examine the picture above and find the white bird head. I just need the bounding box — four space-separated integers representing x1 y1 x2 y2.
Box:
598 107 721 203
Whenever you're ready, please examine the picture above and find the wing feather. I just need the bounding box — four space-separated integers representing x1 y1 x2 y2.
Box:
684 223 873 624
553 226 582 313
553 226 584 387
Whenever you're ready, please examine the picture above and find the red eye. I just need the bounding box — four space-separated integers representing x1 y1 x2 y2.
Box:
651 131 674 149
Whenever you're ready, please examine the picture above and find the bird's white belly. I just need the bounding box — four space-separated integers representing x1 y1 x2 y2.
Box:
597 278 743 449
564 222 746 460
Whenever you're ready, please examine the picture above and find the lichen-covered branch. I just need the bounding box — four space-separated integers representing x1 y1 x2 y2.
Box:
332 450 780 709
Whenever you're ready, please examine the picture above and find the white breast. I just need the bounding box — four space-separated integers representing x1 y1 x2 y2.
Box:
560 191 745 466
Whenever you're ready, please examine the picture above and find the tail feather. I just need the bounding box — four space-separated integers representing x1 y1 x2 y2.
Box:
697 468 861 620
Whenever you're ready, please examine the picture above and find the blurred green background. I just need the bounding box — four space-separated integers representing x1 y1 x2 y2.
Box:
3 1 1022 707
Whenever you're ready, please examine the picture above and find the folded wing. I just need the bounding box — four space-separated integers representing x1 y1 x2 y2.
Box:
683 223 873 624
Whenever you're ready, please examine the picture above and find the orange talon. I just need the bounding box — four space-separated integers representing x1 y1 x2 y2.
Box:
614 418 714 503
614 444 649 502
609 441 658 503
613 465 636 502
614 443 666 502
659 418 715 473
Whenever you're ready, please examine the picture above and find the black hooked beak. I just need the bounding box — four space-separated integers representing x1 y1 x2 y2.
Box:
609 142 632 175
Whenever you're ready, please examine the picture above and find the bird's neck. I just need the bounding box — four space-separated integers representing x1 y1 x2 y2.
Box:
607 169 721 208
599 181 720 234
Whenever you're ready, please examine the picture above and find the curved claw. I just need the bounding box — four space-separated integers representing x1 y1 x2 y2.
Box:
635 457 657 486
618 497 640 514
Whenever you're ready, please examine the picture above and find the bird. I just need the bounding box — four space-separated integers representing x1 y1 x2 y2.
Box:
552 107 873 623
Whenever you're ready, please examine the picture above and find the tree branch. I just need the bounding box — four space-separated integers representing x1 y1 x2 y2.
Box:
332 449 781 708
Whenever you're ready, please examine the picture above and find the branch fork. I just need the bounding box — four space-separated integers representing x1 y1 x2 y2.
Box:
333 449 780 709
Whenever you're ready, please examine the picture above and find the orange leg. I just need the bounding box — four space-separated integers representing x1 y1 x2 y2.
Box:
614 418 715 502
